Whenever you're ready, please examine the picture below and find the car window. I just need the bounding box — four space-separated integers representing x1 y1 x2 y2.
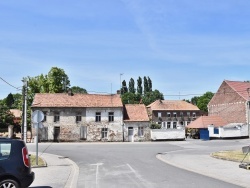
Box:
0 142 11 160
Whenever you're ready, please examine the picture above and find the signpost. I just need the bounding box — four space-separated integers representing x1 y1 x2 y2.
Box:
32 110 44 165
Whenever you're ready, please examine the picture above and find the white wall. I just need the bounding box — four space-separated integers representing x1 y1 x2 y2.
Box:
151 129 185 140
208 125 248 138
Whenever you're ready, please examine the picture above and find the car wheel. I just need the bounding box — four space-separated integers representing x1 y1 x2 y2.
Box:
0 179 20 188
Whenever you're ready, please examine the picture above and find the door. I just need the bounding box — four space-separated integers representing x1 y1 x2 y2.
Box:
53 126 60 142
128 127 134 142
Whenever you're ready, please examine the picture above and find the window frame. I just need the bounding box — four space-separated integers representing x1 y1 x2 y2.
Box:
42 111 47 122
138 127 144 137
95 112 101 122
101 128 108 138
108 112 114 122
76 113 82 123
54 112 60 122
173 122 177 129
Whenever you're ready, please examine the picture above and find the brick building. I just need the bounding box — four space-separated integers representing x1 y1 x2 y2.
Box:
208 80 250 124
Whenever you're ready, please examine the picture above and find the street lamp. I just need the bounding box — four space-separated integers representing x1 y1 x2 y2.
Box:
120 73 123 95
247 88 250 137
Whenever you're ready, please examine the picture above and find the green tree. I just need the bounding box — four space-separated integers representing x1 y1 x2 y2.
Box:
121 80 128 94
5 93 14 108
143 76 149 94
121 92 141 104
142 90 164 106
48 67 70 93
191 96 199 105
148 77 152 92
128 78 135 93
0 106 14 129
197 92 214 112
137 77 143 95
71 86 88 94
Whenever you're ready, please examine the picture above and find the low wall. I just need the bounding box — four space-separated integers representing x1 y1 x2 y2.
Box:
208 125 248 138
151 129 185 140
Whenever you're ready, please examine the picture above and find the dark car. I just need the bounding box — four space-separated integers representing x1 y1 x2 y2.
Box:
0 138 35 188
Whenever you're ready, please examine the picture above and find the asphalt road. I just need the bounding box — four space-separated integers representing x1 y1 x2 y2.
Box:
28 140 243 188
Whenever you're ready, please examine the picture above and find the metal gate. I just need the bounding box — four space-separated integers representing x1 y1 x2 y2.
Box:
200 129 209 140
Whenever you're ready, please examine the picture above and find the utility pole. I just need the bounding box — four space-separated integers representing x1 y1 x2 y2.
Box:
247 88 250 138
120 73 123 95
22 78 28 143
120 73 125 142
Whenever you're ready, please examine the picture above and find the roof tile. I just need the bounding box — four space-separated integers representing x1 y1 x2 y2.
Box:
124 104 149 122
32 93 123 108
147 100 200 111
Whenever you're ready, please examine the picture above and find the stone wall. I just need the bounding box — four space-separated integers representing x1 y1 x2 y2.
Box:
123 122 151 142
32 107 124 142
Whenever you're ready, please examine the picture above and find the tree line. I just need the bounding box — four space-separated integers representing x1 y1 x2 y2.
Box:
0 66 214 130
120 76 164 106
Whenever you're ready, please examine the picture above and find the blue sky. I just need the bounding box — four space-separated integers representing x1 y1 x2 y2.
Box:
1 0 250 100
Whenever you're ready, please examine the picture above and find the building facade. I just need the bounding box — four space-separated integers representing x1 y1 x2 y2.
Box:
123 104 150 142
208 80 250 124
147 100 202 128
31 93 124 142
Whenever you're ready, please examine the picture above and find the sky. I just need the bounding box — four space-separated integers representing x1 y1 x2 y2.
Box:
1 0 250 100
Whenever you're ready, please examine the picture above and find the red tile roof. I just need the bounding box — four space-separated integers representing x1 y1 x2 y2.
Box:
124 104 149 122
225 80 250 101
32 93 123 108
147 100 200 111
186 116 227 128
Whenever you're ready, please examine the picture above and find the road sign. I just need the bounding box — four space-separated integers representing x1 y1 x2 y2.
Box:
32 110 44 123
33 122 44 129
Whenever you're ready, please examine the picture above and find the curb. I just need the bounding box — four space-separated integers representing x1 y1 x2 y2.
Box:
156 152 244 188
65 157 79 188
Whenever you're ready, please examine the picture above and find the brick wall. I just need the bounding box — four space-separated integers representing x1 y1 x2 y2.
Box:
208 81 247 124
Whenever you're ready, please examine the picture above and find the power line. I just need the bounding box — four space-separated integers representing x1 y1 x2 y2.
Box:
0 77 21 91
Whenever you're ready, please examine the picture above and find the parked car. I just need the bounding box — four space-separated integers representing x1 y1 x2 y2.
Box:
0 137 35 188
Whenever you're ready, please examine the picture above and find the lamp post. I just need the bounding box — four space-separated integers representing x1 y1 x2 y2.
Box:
120 73 123 95
247 88 250 137
120 73 124 142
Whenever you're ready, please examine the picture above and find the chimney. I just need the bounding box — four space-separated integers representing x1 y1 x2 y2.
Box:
68 89 73 96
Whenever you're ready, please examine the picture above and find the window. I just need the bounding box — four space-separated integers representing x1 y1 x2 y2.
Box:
108 112 114 122
173 122 177 129
158 112 162 117
54 112 60 122
187 112 190 117
167 112 171 118
42 111 47 122
167 122 171 129
138 127 144 137
192 112 196 118
173 112 177 118
76 113 82 122
102 128 108 138
162 122 166 129
95 112 101 122
180 112 183 117
0 143 11 160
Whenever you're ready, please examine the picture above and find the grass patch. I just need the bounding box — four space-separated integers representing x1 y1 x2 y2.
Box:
211 150 250 163
30 154 46 167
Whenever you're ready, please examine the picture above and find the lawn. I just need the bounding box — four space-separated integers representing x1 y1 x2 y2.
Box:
211 150 250 163
30 154 46 167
